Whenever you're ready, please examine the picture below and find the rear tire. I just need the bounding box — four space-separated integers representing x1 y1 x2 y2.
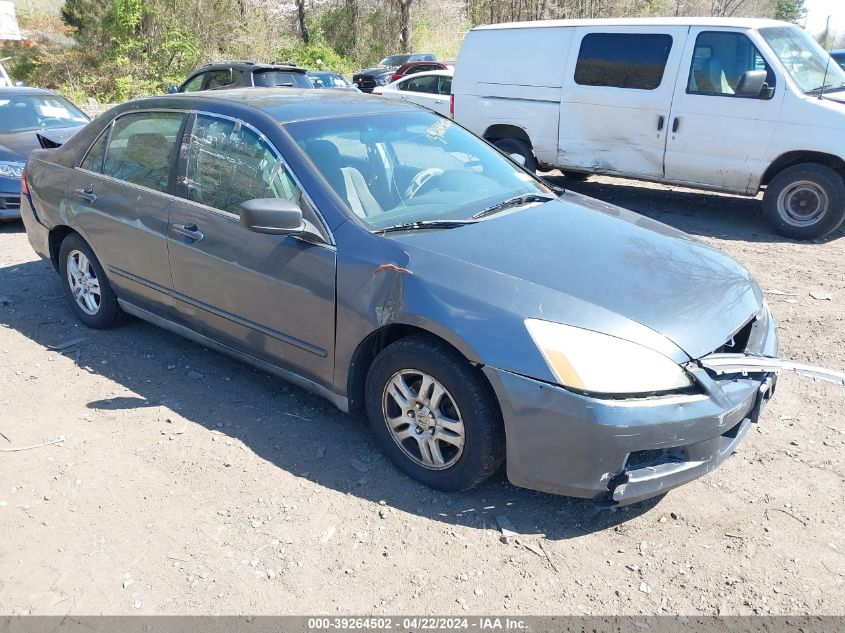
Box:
58 234 122 329
763 163 845 239
365 335 505 492
493 138 538 174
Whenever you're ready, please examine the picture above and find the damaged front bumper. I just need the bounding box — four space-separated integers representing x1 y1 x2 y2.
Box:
483 307 779 506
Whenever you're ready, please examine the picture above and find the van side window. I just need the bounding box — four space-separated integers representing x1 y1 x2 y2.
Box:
575 33 673 90
687 32 775 97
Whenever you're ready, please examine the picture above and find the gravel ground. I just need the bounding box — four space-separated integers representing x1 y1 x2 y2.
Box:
0 175 843 616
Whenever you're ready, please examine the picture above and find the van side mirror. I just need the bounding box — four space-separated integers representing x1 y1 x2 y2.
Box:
240 198 304 235
166 85 179 94
736 70 768 98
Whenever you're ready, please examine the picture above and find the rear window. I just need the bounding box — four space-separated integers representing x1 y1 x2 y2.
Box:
253 70 311 88
574 33 673 90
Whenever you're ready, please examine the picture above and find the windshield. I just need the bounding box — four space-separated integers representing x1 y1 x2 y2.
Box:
378 55 411 67
286 111 551 231
308 72 351 88
759 25 845 93
0 95 88 133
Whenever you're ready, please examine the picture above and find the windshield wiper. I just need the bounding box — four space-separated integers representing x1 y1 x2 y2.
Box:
807 81 845 95
378 219 477 234
470 193 556 220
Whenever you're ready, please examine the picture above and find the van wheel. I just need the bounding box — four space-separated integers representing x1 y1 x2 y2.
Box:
364 335 505 492
493 138 537 173
58 234 122 329
763 163 845 239
561 171 590 182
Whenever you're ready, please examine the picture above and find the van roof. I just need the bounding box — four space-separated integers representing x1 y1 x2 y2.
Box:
472 17 790 31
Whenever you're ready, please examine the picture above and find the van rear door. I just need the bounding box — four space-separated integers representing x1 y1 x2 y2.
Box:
558 26 688 179
663 27 783 193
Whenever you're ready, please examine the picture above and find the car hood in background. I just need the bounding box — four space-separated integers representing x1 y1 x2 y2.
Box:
388 192 762 361
0 125 84 160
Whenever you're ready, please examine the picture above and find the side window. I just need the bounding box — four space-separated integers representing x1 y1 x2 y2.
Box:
182 73 205 92
404 75 439 94
79 126 110 173
184 114 304 216
206 69 234 90
575 33 673 90
438 76 452 95
102 112 184 192
687 31 775 97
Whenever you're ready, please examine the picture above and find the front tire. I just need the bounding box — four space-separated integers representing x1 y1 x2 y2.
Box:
493 138 538 173
365 335 505 492
58 234 122 329
763 163 845 239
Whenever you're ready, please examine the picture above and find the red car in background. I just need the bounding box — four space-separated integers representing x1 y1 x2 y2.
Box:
389 60 455 84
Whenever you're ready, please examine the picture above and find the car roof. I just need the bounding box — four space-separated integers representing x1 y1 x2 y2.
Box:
473 17 791 31
0 86 61 97
126 88 424 123
196 61 307 73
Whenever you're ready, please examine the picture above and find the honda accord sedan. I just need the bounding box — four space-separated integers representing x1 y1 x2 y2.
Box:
20 89 778 505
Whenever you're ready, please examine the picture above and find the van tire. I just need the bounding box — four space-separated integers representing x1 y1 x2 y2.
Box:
763 163 845 240
561 171 590 182
493 138 537 173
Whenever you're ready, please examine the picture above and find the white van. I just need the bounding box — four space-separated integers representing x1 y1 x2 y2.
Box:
453 18 845 239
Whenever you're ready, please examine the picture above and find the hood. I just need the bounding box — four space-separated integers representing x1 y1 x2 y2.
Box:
0 126 84 161
354 67 392 77
388 192 762 361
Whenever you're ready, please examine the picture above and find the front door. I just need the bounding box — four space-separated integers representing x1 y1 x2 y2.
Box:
663 28 784 193
67 111 185 315
167 113 337 386
558 26 688 179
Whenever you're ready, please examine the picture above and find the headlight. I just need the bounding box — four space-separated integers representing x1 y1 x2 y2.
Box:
375 75 390 86
525 319 693 396
0 161 25 179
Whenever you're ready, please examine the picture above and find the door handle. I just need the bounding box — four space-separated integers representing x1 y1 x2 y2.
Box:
74 187 97 204
672 117 680 133
172 223 204 242
657 115 665 131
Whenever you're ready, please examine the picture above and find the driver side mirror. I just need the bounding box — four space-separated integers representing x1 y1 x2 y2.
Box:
166 85 179 94
240 198 304 235
736 70 770 98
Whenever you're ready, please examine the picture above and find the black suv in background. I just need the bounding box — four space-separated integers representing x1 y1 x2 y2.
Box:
352 53 435 93
168 61 313 93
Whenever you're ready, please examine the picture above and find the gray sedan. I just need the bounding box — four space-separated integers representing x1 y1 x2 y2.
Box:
20 89 777 505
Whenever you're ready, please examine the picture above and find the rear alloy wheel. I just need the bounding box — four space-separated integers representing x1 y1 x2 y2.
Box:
493 138 538 173
763 163 845 239
365 335 504 491
58 234 122 329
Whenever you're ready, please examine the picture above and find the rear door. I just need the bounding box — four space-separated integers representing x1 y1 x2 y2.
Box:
167 113 337 386
663 28 783 193
67 111 185 316
558 26 688 178
397 75 451 116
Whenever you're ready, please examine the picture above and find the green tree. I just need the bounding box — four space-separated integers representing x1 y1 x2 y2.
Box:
773 0 806 24
61 0 110 43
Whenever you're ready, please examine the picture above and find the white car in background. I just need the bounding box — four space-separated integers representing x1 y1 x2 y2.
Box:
0 60 12 87
374 69 454 118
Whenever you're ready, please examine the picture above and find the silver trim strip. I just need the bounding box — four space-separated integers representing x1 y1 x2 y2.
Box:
118 299 349 412
700 353 845 387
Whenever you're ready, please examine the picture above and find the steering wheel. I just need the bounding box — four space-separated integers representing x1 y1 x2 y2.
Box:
404 168 444 199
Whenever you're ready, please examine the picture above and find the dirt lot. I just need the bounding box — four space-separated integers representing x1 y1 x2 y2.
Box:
0 175 843 616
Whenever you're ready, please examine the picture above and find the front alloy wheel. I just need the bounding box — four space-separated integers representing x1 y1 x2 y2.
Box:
382 369 465 470
365 335 505 492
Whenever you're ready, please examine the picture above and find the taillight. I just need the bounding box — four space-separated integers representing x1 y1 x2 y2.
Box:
21 166 29 196
449 94 454 118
